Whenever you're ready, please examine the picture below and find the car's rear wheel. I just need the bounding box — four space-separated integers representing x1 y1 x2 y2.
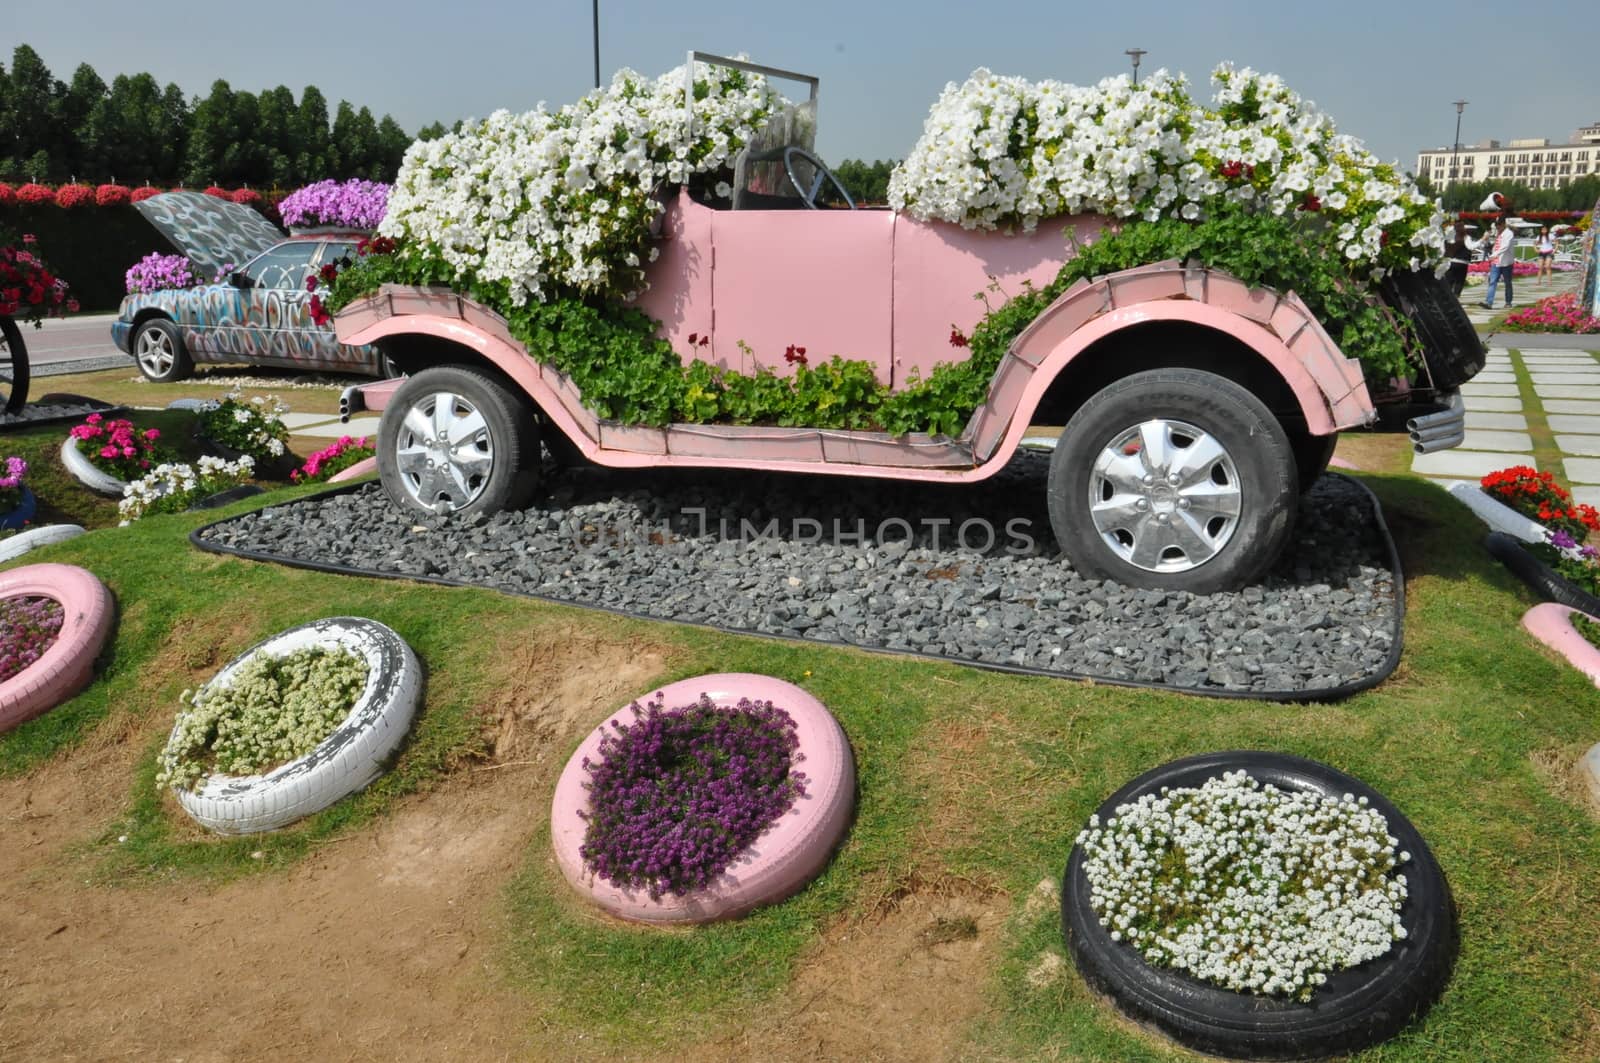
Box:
376 365 541 517
1047 369 1297 593
132 318 193 383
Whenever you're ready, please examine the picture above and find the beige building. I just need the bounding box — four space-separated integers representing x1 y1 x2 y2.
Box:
1416 122 1600 190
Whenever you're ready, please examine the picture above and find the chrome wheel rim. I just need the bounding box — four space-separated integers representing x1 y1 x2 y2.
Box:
393 390 494 511
1088 418 1243 574
135 328 174 377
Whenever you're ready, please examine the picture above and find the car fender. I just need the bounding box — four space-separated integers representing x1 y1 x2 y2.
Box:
965 262 1375 464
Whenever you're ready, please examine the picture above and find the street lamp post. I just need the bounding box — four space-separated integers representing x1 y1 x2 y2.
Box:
1125 48 1147 85
593 0 601 90
1450 99 1468 200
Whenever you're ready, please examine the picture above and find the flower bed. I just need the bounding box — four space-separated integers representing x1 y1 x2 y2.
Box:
1 234 78 324
551 673 855 924
1075 769 1409 1001
67 413 163 480
0 455 28 513
118 455 255 522
1063 751 1456 1059
196 392 288 462
578 692 808 900
290 435 373 484
0 595 64 684
1480 466 1600 541
156 643 369 793
1502 292 1600 334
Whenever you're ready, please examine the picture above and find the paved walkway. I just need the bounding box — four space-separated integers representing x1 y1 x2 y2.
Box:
1414 271 1600 504
1461 269 1578 327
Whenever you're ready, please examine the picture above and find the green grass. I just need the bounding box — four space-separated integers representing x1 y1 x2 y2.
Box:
3 434 1599 1059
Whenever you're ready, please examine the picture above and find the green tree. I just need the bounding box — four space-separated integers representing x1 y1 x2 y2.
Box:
257 85 297 187
416 120 449 142
294 85 332 180
59 62 106 179
375 114 411 180
8 45 63 179
184 78 236 186
154 82 190 183
832 158 897 204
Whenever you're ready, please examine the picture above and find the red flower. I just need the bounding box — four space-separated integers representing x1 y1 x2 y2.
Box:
1299 194 1322 212
230 188 261 205
15 183 53 205
53 184 94 209
130 186 162 203
949 326 970 348
1219 160 1244 179
783 344 808 366
309 294 331 326
0 183 13 207
95 184 130 207
305 275 319 293
203 186 230 199
320 262 339 283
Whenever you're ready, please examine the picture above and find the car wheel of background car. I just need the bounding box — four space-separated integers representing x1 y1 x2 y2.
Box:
1048 369 1297 594
1063 751 1456 1060
132 318 194 383
1291 431 1338 495
1 313 32 415
1376 268 1485 389
376 365 541 518
173 617 423 834
0 563 117 734
59 437 129 497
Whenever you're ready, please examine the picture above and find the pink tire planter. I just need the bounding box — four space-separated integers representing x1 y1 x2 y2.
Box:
551 673 855 925
0 563 116 733
329 455 378 483
1521 603 1600 688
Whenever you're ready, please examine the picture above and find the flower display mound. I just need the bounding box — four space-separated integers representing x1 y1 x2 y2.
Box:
291 435 373 484
327 59 1441 435
279 179 389 231
0 563 117 734
1063 751 1455 1061
159 617 423 834
1480 466 1600 542
551 673 855 925
197 392 288 463
1502 292 1600 334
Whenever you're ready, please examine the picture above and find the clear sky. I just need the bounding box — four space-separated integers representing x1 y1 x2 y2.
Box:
9 0 1599 170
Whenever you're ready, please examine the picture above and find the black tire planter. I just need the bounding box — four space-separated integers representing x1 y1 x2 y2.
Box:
1485 531 1600 616
1062 751 1456 1061
1376 268 1485 389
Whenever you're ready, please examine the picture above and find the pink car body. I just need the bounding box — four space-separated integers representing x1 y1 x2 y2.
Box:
337 187 1372 483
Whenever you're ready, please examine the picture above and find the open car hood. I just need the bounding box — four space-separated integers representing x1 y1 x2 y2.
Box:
134 191 285 279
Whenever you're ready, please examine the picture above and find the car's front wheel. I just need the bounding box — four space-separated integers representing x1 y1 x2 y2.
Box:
1047 369 1297 593
132 318 193 383
376 365 541 517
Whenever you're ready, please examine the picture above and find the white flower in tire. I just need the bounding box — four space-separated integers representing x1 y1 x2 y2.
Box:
165 617 423 835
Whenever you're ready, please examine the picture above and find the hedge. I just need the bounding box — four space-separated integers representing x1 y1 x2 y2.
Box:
4 204 184 312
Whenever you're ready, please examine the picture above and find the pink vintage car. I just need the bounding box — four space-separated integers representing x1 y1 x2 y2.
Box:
336 57 1481 593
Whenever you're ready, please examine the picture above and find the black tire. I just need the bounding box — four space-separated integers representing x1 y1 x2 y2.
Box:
1378 268 1485 389
1291 431 1338 495
0 314 30 414
376 365 540 518
1047 369 1298 594
131 317 194 383
541 421 591 468
1063 751 1457 1061
1485 531 1600 615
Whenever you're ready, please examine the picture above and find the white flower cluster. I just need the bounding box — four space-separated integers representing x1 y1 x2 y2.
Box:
1076 770 1411 1001
200 390 289 460
889 64 1442 275
118 454 254 522
156 645 370 792
381 59 786 303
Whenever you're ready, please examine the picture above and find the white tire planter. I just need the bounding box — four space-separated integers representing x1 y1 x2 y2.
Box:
59 437 129 497
0 524 86 564
170 617 423 835
1446 481 1547 543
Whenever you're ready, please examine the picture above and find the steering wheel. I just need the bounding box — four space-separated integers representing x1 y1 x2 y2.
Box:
782 147 857 210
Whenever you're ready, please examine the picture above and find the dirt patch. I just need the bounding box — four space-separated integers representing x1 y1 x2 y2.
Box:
689 885 1009 1063
0 633 666 1061
1529 744 1600 818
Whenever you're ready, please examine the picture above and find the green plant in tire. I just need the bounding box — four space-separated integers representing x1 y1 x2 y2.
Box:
156 646 369 792
197 391 290 462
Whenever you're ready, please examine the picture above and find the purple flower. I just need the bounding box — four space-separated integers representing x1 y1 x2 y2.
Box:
1549 529 1578 551
125 252 197 294
279 179 390 230
0 595 65 684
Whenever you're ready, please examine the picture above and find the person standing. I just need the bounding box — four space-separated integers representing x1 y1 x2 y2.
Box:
1536 225 1554 279
1482 218 1516 309
1445 222 1472 298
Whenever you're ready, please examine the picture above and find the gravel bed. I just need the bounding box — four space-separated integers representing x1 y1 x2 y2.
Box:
0 399 117 430
195 454 1400 697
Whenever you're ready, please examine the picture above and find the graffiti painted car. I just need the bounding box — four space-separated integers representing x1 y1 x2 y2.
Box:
111 191 387 382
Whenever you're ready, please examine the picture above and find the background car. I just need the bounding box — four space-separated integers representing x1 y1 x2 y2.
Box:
111 191 389 382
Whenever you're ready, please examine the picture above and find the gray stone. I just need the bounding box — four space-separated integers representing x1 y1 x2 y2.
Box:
1456 429 1533 452
1462 396 1525 413
1564 458 1600 485
1464 411 1528 430
1411 450 1536 478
